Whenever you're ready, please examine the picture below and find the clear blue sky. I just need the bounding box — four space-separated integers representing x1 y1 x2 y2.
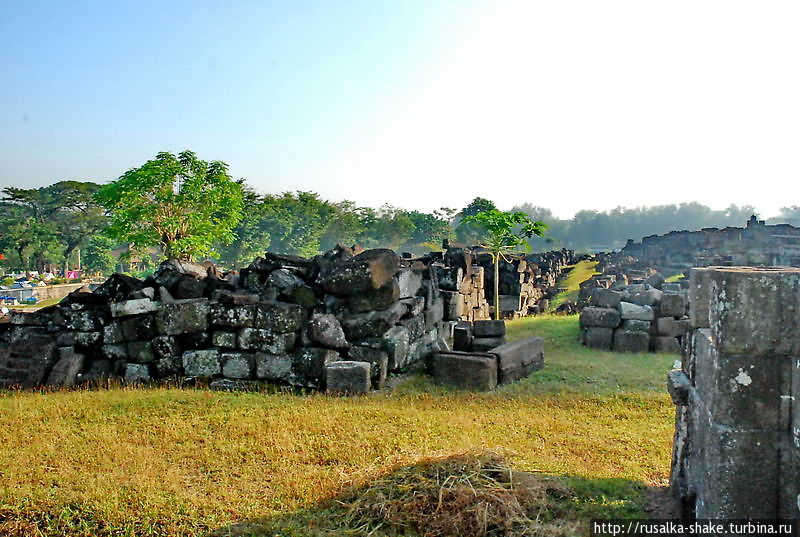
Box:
2 1 799 218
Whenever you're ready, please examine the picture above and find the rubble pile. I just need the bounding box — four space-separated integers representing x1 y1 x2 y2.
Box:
0 247 447 393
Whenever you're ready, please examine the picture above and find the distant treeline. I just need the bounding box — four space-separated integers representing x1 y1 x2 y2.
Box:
511 202 776 252
0 179 793 275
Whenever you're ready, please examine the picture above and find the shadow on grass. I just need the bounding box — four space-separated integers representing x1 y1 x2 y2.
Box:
207 452 658 537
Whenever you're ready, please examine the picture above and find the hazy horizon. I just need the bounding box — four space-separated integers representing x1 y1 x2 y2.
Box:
3 1 798 220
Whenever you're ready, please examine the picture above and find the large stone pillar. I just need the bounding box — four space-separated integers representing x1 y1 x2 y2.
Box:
669 266 800 519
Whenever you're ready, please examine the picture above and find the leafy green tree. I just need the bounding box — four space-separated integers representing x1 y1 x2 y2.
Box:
259 191 335 257
95 151 244 261
319 201 368 251
216 187 272 266
455 197 498 244
1 182 103 273
460 209 546 320
83 236 117 276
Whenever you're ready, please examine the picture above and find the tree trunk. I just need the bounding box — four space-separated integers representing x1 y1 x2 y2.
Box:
494 254 500 321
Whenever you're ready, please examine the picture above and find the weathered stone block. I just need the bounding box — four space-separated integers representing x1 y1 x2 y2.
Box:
583 327 613 350
471 336 505 352
697 425 780 519
401 296 426 318
288 347 339 389
488 337 543 384
212 331 237 348
660 292 687 317
652 336 681 354
306 313 349 350
424 297 445 330
46 350 85 387
209 379 260 392
473 320 506 338
620 319 650 332
618 302 654 321
339 302 406 339
398 312 426 341
63 309 101 331
129 341 155 363
656 316 678 337
153 355 182 377
255 352 292 382
629 287 662 307
238 328 295 354
382 325 411 370
589 288 622 309
111 298 158 318
182 349 220 377
124 363 150 383
102 344 128 361
666 369 690 405
221 352 254 379
74 331 102 348
348 346 388 389
103 322 124 344
612 330 649 353
429 352 497 391
580 307 621 328
325 361 371 394
208 303 255 328
120 314 155 341
156 299 209 335
644 273 665 289
317 249 399 296
255 300 307 333
347 280 400 313
151 336 177 359
689 268 711 328
79 360 113 385
708 267 800 356
452 324 472 352
397 269 423 299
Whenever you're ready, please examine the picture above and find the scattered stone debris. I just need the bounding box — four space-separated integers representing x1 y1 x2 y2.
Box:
0 245 569 393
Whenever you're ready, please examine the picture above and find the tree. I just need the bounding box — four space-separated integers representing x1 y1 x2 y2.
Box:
258 191 335 257
216 187 272 267
460 209 546 320
455 197 498 244
95 151 244 261
83 236 117 276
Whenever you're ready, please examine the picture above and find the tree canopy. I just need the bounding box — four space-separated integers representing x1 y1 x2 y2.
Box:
96 151 244 261
460 209 546 319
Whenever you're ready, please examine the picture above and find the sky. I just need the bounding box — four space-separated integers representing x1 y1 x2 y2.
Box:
2 0 799 219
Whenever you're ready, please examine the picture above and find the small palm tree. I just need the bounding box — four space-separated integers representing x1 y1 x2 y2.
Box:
460 209 546 320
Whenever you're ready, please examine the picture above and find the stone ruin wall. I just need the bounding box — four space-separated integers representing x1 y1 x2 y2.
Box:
438 248 575 321
669 266 800 519
0 246 574 393
616 217 800 277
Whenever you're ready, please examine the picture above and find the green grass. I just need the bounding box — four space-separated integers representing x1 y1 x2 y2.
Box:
0 315 677 537
549 260 599 310
664 273 685 283
9 297 62 311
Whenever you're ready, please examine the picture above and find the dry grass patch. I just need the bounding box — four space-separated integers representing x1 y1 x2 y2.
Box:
0 314 676 536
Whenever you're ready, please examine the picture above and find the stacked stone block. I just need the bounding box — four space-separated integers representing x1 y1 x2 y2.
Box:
0 247 447 393
476 249 575 319
670 266 800 519
579 275 690 353
435 251 491 323
430 320 544 391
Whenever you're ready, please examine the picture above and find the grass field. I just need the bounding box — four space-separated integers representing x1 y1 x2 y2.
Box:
549 261 599 311
0 314 677 537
